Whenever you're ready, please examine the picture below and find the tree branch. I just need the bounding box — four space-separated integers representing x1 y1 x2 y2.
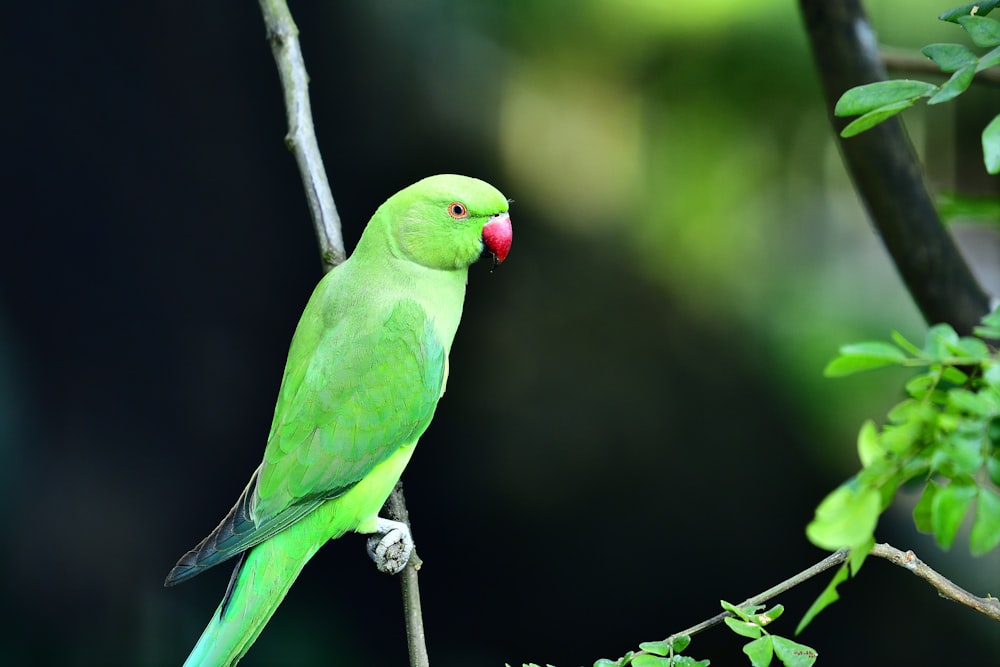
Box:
256 3 428 666
258 0 345 270
799 0 991 335
881 46 1000 86
662 548 850 646
385 483 430 667
870 543 1000 622
632 542 1000 661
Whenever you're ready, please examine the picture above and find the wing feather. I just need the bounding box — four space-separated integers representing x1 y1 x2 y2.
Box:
165 298 445 585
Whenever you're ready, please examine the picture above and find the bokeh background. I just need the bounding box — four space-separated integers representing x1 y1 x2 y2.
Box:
3 1 999 665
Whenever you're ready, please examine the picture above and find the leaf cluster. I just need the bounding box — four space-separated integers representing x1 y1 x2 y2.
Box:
720 601 817 667
833 1 1000 173
593 634 708 667
798 309 1000 630
810 309 1000 555
506 635 705 667
508 601 817 667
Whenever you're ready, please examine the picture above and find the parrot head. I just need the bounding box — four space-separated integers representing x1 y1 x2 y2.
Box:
373 174 512 271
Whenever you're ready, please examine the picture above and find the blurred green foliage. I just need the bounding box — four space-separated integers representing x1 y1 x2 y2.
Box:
486 0 939 467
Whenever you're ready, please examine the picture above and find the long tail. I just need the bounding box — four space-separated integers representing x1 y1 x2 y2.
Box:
182 537 321 667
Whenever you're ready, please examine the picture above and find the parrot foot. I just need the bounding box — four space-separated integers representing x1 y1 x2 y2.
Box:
366 517 413 575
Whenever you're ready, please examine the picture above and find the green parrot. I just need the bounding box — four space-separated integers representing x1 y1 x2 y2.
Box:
165 174 512 666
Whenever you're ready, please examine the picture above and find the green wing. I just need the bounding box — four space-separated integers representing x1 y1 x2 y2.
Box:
256 297 445 518
165 298 445 585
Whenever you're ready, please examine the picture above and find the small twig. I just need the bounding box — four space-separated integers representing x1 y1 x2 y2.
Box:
881 46 1000 86
641 541 999 659
256 3 429 666
870 543 1000 621
258 0 345 271
385 483 430 667
664 549 850 644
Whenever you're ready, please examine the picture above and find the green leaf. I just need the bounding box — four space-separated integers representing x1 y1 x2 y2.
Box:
905 373 936 399
986 364 1000 390
936 191 1000 223
976 307 1000 340
941 334 990 361
771 636 818 667
757 604 784 625
978 44 1000 71
639 641 672 657
721 599 763 620
970 486 1000 555
840 99 920 138
914 481 941 533
887 398 937 425
925 324 960 359
824 342 907 377
806 485 880 550
891 330 924 356
941 365 971 386
928 64 976 104
855 453 896 489
743 636 774 667
593 661 620 667
835 80 938 116
932 479 978 549
879 419 923 456
933 428 986 477
720 599 741 617
940 1 1000 22
959 15 1000 47
921 43 978 72
947 388 995 416
975 329 1000 347
954 335 992 360
796 562 849 634
632 656 673 667
876 473 904 512
669 636 691 653
857 420 882 467
886 400 927 431
725 617 762 639
900 449 933 481
983 114 1000 174
672 658 710 667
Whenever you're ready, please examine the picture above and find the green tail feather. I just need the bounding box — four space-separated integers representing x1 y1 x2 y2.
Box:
182 540 319 667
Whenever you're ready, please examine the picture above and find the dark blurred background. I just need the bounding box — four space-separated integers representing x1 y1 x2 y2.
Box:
3 1 999 665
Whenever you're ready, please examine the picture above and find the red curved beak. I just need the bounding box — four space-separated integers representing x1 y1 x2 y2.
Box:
482 212 512 264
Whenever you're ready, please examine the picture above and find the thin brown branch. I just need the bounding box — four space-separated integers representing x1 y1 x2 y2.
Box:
881 47 1000 86
626 542 999 662
258 0 345 271
385 483 430 667
256 3 428 666
871 542 1000 621
661 549 850 647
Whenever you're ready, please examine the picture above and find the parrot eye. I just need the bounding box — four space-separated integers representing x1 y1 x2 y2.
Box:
447 202 469 219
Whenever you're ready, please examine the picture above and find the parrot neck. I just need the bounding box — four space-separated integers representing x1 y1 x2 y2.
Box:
390 256 468 352
350 217 475 351
338 248 469 354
